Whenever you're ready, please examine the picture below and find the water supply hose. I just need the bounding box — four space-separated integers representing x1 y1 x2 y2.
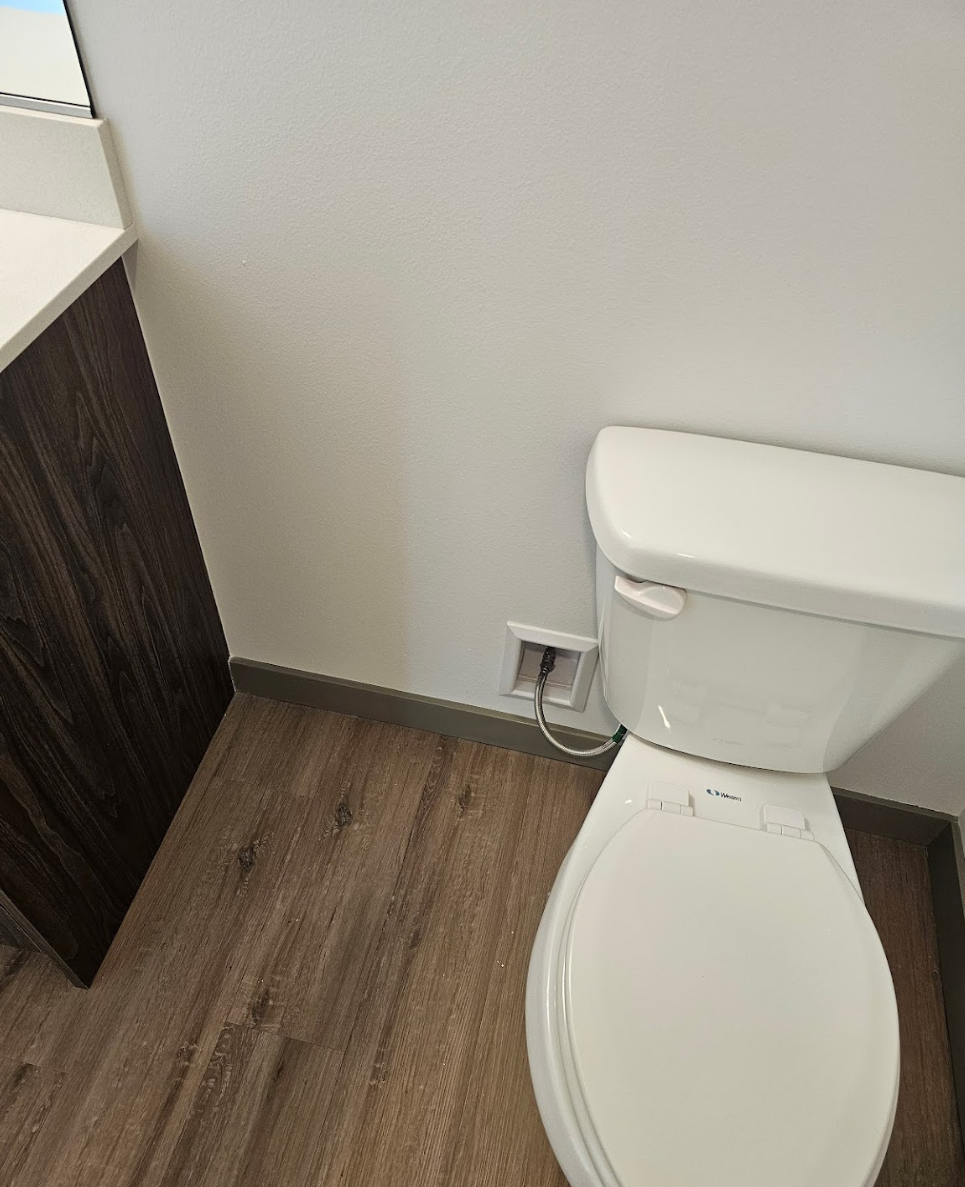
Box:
534 646 626 759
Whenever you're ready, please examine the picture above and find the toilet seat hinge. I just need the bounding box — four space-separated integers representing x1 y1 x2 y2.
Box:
646 782 694 817
761 804 815 841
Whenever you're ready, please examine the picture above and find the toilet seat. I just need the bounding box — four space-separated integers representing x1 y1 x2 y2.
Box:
557 809 899 1187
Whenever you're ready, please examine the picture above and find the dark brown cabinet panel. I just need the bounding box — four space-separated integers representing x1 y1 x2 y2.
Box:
0 888 42 951
0 260 232 984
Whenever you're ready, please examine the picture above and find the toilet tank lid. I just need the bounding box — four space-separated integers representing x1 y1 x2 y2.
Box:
586 427 965 637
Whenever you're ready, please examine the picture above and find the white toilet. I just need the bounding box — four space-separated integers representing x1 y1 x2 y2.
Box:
527 427 965 1187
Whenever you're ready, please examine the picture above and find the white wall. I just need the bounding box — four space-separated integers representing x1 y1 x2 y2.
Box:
68 0 965 812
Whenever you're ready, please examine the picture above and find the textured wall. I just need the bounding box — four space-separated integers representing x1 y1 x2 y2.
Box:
68 0 965 811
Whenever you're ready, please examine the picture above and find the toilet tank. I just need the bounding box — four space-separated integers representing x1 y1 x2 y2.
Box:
587 428 965 774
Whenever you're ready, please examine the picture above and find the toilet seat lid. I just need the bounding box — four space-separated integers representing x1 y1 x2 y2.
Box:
561 810 899 1187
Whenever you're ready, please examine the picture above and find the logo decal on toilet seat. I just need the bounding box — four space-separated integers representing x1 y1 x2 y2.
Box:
706 788 742 802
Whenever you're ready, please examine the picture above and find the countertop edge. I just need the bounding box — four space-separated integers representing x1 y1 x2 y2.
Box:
0 221 137 373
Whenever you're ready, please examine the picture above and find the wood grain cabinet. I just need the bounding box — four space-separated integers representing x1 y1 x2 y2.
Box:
0 260 232 984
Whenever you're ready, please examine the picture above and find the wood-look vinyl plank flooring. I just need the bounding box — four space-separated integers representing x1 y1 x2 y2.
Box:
0 1057 64 1183
0 693 958 1185
847 829 965 1187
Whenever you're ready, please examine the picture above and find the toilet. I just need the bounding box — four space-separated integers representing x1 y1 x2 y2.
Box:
526 427 965 1187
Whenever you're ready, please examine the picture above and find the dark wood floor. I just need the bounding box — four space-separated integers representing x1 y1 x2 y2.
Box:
848 829 965 1186
0 693 961 1185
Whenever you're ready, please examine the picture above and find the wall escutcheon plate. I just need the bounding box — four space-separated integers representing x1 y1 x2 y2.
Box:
499 622 600 712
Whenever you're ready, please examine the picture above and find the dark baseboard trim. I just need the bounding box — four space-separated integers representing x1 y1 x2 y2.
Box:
832 786 953 846
231 659 959 825
229 657 616 770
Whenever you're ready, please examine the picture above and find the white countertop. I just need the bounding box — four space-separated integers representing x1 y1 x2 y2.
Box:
0 207 136 371
0 106 136 372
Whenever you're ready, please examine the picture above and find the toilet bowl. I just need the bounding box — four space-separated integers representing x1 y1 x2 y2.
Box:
526 735 899 1187
527 427 965 1187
